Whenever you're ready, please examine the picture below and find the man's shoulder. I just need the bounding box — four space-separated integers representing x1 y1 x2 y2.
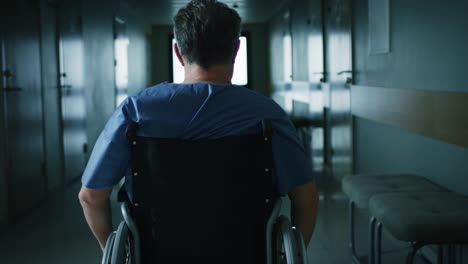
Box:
132 82 176 98
130 82 213 99
124 83 187 106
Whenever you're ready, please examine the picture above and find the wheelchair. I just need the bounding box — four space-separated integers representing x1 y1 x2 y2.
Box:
102 120 308 264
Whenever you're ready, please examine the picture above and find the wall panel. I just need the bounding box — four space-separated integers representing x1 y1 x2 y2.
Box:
150 25 173 85
39 0 65 191
116 1 153 95
351 85 468 147
0 6 7 228
241 24 270 95
352 0 468 194
82 0 116 149
2 0 46 220
269 3 290 94
291 0 309 81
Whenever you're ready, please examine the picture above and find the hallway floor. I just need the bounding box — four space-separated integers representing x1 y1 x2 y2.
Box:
0 175 428 264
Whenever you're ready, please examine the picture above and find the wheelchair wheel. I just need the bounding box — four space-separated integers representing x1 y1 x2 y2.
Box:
111 221 134 264
124 233 135 264
274 216 298 264
292 227 308 264
102 232 117 264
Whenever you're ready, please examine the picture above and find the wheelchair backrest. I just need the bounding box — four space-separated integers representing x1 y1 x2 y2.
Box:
127 120 277 263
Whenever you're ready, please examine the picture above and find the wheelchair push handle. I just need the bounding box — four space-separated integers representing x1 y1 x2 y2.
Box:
262 119 273 139
126 122 139 139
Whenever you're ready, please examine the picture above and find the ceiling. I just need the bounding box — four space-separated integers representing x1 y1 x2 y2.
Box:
125 0 287 25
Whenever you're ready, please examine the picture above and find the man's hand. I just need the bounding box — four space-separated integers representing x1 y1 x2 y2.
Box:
78 186 113 250
288 180 319 247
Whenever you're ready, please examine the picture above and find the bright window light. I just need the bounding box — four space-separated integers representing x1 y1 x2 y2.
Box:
115 38 129 89
283 35 292 83
172 38 184 83
232 36 248 85
172 36 248 85
115 37 129 106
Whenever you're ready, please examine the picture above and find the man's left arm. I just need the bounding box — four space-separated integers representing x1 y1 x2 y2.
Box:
288 179 319 246
79 186 113 250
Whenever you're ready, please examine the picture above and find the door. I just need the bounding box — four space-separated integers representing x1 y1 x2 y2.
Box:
289 0 327 171
58 0 88 184
306 0 327 171
1 0 46 220
323 0 353 180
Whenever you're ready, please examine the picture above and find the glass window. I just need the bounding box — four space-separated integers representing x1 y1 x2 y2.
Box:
172 36 248 85
283 34 292 83
115 37 129 106
114 18 129 107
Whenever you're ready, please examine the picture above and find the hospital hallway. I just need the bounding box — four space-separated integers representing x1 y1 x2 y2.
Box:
0 176 430 264
1 0 468 263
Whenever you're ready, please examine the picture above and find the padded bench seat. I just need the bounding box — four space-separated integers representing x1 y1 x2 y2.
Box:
369 192 468 243
342 174 447 209
341 174 447 264
369 192 468 264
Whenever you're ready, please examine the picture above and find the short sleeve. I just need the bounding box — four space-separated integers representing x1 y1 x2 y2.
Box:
81 99 133 189
272 118 315 195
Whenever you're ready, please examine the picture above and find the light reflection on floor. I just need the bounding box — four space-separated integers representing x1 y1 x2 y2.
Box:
0 174 430 264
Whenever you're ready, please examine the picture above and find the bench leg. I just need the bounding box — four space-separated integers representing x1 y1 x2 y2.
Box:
452 244 458 264
369 217 376 264
437 245 443 264
449 244 454 264
406 242 425 264
459 245 463 264
349 200 361 264
374 221 382 264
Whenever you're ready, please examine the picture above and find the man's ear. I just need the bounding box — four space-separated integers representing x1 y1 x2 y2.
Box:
174 42 185 66
232 39 241 64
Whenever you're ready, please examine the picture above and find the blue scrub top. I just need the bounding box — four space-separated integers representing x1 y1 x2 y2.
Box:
82 82 314 196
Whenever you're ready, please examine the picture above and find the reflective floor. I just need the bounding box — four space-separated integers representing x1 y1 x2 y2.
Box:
0 182 103 263
0 175 430 264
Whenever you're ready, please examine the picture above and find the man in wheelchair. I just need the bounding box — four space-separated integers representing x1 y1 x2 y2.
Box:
79 0 318 263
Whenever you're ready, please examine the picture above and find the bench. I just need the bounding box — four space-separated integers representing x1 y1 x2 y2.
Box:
342 174 447 263
369 191 468 264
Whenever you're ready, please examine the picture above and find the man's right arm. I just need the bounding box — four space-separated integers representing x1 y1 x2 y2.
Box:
288 179 319 247
79 186 113 250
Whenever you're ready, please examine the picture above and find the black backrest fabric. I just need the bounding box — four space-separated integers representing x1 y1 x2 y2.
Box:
129 130 276 263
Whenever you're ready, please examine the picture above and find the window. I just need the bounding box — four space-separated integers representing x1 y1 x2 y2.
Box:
172 36 248 85
172 38 184 83
283 34 292 83
232 36 248 85
115 37 129 106
114 18 129 107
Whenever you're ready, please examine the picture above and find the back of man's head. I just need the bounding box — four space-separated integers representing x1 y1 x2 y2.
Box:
174 0 242 69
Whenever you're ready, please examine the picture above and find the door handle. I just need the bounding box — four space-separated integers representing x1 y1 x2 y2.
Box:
313 72 327 83
3 87 22 92
3 69 14 78
337 70 353 75
61 84 73 95
2 70 22 92
337 70 353 85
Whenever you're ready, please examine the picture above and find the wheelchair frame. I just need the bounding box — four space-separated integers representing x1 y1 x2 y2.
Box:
103 197 308 264
102 120 308 263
